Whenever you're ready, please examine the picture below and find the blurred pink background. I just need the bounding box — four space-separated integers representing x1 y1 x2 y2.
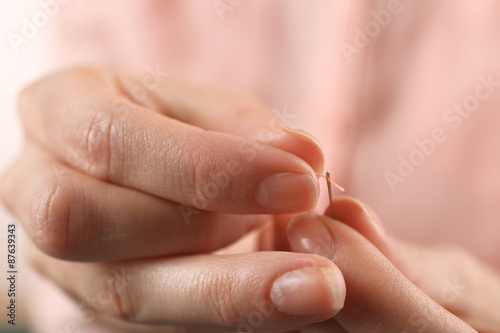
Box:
1 0 500 331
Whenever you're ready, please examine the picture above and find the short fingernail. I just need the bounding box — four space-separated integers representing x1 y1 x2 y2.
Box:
287 214 335 259
270 266 346 316
255 173 318 213
283 128 325 173
284 127 323 150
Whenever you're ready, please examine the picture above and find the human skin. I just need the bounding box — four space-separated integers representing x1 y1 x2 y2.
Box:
283 198 500 332
2 67 498 332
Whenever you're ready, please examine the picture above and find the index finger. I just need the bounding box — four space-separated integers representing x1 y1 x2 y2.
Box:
18 67 318 213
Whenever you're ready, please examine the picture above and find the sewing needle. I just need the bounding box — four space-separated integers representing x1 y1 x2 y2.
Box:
326 171 334 218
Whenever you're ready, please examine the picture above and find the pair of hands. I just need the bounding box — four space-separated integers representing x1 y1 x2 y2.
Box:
0 67 498 332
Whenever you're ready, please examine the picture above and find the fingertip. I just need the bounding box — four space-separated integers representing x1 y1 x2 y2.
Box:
270 265 346 317
282 127 325 174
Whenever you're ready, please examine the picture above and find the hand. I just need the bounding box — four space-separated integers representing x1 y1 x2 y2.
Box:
0 67 347 332
284 197 500 332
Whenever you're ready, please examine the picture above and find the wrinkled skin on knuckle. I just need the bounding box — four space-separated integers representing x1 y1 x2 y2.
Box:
173 142 212 207
178 135 252 210
29 181 72 258
91 264 139 323
74 109 124 181
28 176 96 260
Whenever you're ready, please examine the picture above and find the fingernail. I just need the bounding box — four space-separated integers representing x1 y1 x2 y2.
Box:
287 214 335 259
283 127 325 174
283 127 323 152
255 173 318 213
270 266 346 316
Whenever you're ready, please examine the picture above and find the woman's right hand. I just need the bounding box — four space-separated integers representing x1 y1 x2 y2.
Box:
0 66 345 331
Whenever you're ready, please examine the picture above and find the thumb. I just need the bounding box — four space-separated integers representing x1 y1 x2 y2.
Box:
327 196 500 332
286 213 476 332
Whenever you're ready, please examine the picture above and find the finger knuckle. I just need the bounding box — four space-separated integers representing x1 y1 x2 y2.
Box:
179 137 244 208
96 266 138 322
29 175 98 260
30 181 73 258
76 110 122 180
176 145 212 204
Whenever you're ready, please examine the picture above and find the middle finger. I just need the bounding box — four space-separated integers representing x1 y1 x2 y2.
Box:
0 142 267 261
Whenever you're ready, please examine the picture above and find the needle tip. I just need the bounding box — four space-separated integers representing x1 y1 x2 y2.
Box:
326 171 334 218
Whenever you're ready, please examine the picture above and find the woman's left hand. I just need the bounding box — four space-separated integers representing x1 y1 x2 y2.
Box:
282 196 500 332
